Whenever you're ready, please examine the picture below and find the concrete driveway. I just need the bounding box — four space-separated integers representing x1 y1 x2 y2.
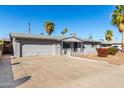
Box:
11 56 124 88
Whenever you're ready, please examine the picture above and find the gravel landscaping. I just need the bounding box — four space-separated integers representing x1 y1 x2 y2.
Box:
78 53 124 65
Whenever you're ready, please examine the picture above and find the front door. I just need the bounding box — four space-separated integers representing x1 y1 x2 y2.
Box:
74 42 77 52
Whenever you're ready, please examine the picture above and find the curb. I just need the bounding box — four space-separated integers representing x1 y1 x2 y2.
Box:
69 56 108 64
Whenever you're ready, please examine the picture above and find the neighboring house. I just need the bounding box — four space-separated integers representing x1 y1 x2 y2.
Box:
83 39 101 54
2 38 13 54
100 41 113 47
10 32 101 57
113 42 121 45
0 38 13 58
101 41 121 47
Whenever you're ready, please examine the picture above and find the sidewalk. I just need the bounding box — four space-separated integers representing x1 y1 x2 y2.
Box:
0 54 33 88
0 55 14 88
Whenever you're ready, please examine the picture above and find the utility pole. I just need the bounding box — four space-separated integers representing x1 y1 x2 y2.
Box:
28 22 31 34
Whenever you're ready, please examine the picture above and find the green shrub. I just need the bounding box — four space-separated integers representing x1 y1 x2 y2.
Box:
96 48 108 57
108 47 117 55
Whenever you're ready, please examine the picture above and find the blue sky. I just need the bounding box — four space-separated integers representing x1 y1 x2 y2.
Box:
0 5 121 41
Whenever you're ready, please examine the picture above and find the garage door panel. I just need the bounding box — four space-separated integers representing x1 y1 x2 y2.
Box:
22 43 54 56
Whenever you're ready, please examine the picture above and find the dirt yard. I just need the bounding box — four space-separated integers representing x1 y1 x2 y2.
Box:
11 55 124 88
78 53 124 65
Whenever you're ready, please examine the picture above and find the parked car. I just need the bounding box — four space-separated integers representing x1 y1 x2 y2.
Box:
111 45 122 51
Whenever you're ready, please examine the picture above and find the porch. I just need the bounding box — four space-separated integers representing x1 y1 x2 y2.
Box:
60 36 84 56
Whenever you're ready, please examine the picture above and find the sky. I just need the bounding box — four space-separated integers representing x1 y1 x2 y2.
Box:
0 5 122 42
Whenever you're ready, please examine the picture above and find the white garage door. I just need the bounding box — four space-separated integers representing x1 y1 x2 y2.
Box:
22 43 54 56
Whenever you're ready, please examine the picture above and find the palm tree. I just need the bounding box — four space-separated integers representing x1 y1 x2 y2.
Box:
105 30 113 41
44 21 55 36
111 5 124 52
61 28 68 36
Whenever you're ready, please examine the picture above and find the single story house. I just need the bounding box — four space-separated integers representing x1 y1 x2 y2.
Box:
101 41 121 47
10 32 101 57
101 41 113 47
82 39 100 54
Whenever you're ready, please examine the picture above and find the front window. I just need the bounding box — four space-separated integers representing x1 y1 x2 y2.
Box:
63 42 70 48
91 43 97 47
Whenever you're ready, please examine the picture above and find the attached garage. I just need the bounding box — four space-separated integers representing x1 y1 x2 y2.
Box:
21 39 55 57
10 33 61 57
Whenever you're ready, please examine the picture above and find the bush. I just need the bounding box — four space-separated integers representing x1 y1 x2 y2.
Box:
96 47 118 57
108 48 117 55
96 48 108 57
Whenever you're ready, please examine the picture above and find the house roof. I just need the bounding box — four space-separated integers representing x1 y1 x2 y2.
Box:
101 40 121 45
101 41 113 44
82 38 100 43
10 32 65 41
10 32 100 43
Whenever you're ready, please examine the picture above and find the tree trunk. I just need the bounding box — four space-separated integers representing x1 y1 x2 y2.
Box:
122 31 124 53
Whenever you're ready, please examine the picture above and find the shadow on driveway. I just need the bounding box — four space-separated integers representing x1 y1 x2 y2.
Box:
0 55 31 88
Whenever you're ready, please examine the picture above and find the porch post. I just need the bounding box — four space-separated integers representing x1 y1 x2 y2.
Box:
72 42 74 52
81 42 83 52
77 42 80 52
71 42 73 56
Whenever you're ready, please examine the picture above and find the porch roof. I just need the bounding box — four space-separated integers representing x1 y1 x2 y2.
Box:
82 39 100 43
60 36 83 42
